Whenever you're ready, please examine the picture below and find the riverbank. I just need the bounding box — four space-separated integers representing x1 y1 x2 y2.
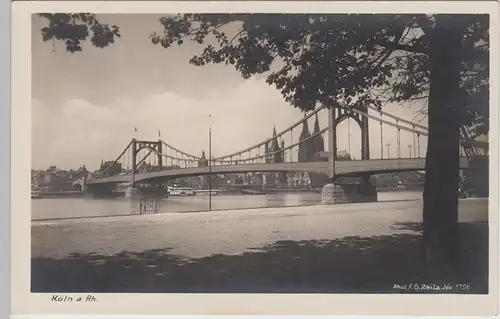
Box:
31 191 424 220
31 198 488 293
32 191 85 198
33 187 422 199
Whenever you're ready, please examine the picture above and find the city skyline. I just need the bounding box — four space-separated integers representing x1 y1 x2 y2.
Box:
32 14 428 171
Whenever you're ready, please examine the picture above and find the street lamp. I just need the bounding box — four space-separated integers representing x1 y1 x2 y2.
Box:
347 117 351 155
408 145 413 158
386 143 392 159
417 134 421 158
208 114 213 211
379 120 383 159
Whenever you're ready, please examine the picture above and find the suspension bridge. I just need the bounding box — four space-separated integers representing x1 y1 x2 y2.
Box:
86 103 488 203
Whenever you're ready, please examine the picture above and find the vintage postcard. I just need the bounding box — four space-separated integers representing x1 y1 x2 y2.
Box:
11 0 499 316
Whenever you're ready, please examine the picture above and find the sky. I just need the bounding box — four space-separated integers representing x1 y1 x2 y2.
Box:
31 14 428 171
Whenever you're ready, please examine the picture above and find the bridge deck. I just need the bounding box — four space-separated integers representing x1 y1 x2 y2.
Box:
87 157 474 185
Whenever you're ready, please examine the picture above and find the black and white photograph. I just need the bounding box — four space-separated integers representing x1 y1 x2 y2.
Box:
10 1 498 316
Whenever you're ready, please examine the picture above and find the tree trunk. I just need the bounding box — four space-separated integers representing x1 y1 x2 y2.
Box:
423 16 465 270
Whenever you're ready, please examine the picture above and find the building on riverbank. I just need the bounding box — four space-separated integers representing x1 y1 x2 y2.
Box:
31 165 90 192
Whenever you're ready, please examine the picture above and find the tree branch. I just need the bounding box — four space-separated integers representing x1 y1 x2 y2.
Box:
368 28 406 71
377 39 428 54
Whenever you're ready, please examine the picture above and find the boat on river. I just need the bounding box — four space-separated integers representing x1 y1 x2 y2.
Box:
193 189 220 196
167 186 195 196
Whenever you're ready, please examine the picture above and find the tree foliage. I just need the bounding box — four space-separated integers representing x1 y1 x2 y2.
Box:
150 14 488 132
37 13 488 135
38 13 120 52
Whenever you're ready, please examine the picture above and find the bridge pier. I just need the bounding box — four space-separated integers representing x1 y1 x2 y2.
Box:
125 187 141 199
321 178 378 204
321 183 344 204
85 183 119 198
468 157 489 197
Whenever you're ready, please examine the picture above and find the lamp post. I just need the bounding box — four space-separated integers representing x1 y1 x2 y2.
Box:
347 117 351 155
417 134 421 158
208 114 213 211
386 143 392 159
380 120 383 159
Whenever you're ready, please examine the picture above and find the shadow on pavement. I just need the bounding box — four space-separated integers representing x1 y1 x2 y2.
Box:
32 221 488 294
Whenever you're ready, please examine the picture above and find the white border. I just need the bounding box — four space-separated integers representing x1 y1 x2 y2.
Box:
1 0 10 317
12 1 500 316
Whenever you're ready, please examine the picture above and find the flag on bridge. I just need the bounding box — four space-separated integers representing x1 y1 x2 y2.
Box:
158 129 161 138
134 127 138 132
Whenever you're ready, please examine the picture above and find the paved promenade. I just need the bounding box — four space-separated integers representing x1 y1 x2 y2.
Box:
32 199 489 293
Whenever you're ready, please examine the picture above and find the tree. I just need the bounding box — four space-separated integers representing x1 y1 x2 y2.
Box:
36 13 489 269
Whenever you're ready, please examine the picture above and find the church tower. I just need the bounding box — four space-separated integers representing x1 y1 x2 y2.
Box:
197 150 209 188
271 126 283 163
198 150 208 167
312 113 324 159
298 115 312 162
264 140 270 164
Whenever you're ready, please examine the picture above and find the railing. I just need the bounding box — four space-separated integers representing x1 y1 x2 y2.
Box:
139 197 159 214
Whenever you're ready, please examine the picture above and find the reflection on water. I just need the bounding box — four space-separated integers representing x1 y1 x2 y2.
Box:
31 191 423 221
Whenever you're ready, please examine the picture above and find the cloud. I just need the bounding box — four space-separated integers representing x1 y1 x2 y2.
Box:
32 77 300 170
32 77 430 171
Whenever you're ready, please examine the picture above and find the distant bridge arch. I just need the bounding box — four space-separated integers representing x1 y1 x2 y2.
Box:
331 106 370 161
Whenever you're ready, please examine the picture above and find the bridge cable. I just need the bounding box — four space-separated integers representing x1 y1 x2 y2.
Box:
337 105 429 136
215 104 427 162
366 105 428 131
136 149 153 168
221 105 427 164
138 142 198 163
230 126 330 163
138 142 198 167
160 140 201 160
213 106 325 160
201 119 406 165
123 147 127 172
95 139 134 178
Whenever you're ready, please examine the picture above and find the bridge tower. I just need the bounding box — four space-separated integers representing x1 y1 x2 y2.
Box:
322 104 375 204
325 104 371 179
333 104 370 162
126 139 164 198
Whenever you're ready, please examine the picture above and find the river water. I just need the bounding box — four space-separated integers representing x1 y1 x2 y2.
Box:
31 191 423 221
